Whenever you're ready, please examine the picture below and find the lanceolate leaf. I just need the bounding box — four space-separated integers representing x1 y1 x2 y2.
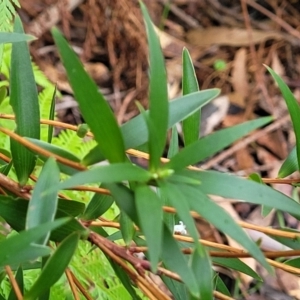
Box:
82 193 114 220
135 184 163 271
159 181 212 298
266 66 300 171
10 16 40 185
212 257 261 281
189 170 300 219
58 163 151 191
182 48 200 146
140 2 168 170
161 224 199 298
0 32 35 44
278 146 298 178
167 116 273 170
182 183 272 273
52 28 126 163
47 86 56 143
0 218 69 268
82 89 220 166
26 158 59 245
105 183 138 224
25 232 79 300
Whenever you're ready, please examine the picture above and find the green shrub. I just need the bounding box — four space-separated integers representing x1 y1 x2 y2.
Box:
0 1 300 299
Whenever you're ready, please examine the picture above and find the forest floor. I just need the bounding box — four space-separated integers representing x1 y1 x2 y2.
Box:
18 0 300 299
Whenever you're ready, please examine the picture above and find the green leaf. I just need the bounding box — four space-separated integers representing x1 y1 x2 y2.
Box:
214 273 231 297
83 89 220 166
161 224 199 297
57 199 85 217
25 232 79 300
52 28 126 163
120 211 135 246
105 183 138 224
182 48 200 146
135 184 163 271
82 193 114 220
285 257 300 268
278 146 298 178
161 276 188 300
47 86 56 143
107 257 142 300
167 126 179 158
190 170 300 219
266 66 300 171
191 249 213 300
0 196 85 242
0 218 69 268
8 266 23 300
10 16 40 185
26 158 59 245
167 117 273 170
182 183 272 273
0 32 35 44
212 257 262 281
58 163 151 190
140 2 168 170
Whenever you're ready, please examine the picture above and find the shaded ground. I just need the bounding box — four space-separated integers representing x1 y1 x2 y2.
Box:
18 0 300 299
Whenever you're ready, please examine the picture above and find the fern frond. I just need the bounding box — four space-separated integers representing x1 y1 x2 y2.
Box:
52 130 97 159
0 0 20 31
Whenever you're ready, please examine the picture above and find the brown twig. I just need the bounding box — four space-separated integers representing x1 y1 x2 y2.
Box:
244 0 300 41
0 127 86 171
65 268 80 300
5 266 23 300
69 270 94 300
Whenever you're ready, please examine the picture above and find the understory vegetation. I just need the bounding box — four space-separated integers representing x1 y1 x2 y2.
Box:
0 1 300 299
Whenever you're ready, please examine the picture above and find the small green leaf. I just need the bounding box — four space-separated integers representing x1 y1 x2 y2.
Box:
0 218 69 268
83 89 220 166
191 170 300 219
135 184 163 271
140 2 168 170
52 28 126 163
58 163 151 190
212 257 261 281
105 183 138 224
161 224 199 297
285 257 300 268
191 249 213 300
107 257 142 300
214 273 231 296
120 211 135 246
26 158 59 245
167 117 273 170
47 86 56 143
167 126 179 158
278 147 298 178
0 85 7 104
82 193 114 220
10 16 40 185
266 66 300 171
25 232 79 300
182 183 272 273
0 32 35 44
182 48 200 146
